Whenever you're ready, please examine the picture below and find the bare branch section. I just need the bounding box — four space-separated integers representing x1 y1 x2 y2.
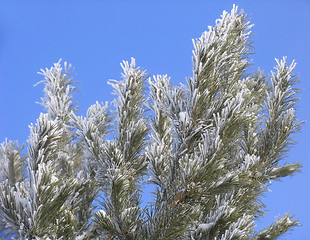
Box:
0 4 302 240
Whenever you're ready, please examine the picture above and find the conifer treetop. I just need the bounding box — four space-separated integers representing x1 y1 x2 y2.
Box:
0 5 302 240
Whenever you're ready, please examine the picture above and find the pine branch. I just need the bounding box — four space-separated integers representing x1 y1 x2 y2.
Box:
0 139 25 188
0 4 303 240
255 213 299 240
93 58 148 239
258 58 303 181
36 59 77 122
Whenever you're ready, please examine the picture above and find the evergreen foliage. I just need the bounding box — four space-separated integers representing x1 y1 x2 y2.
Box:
0 5 302 240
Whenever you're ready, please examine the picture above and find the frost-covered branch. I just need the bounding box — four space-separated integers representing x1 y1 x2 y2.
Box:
93 58 148 239
0 4 303 240
36 60 77 122
257 58 302 181
0 139 25 188
255 213 299 240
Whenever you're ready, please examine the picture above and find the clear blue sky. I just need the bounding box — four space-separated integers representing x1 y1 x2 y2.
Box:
0 1 309 238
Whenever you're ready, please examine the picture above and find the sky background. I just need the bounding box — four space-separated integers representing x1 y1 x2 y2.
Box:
0 0 309 238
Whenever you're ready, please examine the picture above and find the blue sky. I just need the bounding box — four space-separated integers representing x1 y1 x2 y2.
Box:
0 1 309 238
